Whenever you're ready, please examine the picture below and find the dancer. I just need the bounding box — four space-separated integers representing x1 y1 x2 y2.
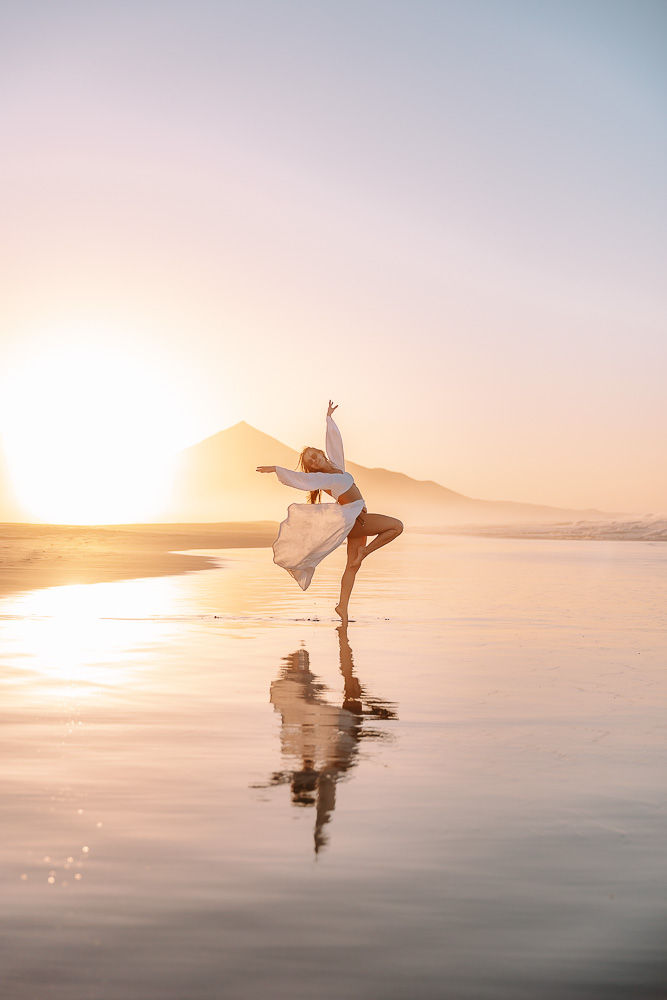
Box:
256 401 403 622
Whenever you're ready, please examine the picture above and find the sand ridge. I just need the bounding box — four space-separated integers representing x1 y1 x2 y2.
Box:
0 521 278 598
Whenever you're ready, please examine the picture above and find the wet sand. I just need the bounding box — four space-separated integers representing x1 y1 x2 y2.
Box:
1 535 666 999
4 518 664 601
0 521 278 597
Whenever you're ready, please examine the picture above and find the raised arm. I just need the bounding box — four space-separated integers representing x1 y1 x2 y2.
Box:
325 400 345 471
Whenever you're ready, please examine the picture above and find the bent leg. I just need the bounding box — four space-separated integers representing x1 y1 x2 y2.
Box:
348 512 403 568
335 534 367 623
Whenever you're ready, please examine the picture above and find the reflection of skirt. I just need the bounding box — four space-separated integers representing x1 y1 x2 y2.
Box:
273 499 366 591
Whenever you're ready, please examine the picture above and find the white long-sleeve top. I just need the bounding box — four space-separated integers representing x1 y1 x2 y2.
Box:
272 415 365 589
274 415 355 500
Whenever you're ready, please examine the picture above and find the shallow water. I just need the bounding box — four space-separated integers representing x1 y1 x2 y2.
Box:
1 535 666 999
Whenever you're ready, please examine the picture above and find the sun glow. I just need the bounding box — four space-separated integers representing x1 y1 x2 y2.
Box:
0 576 184 698
2 341 182 524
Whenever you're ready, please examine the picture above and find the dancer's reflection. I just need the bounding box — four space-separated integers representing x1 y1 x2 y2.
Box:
264 626 396 853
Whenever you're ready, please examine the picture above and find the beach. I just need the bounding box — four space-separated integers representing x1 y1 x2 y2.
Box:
1 531 666 998
1 0 662 993
0 521 278 597
435 516 667 542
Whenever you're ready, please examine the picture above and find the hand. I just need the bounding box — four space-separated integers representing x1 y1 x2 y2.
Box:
327 399 338 417
256 466 276 473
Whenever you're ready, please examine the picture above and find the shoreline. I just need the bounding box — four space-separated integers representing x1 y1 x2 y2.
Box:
3 516 664 602
0 521 278 599
411 518 667 542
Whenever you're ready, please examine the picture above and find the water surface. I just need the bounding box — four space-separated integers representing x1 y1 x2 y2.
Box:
2 535 666 999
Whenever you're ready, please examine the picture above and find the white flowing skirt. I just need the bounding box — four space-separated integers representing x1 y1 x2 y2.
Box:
273 499 366 591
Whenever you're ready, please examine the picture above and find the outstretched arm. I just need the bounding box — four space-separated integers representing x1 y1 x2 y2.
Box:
256 465 334 491
325 399 345 471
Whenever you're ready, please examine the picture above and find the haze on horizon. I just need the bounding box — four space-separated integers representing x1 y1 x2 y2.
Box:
1 0 665 524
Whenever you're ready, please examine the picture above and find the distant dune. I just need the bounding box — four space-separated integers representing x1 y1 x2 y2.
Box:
428 516 667 542
163 421 607 526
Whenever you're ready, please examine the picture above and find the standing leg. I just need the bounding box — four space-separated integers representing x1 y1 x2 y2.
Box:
335 534 367 624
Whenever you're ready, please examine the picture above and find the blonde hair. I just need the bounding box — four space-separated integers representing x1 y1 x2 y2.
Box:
298 447 324 504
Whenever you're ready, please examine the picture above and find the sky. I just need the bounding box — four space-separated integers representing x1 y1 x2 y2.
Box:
0 0 665 520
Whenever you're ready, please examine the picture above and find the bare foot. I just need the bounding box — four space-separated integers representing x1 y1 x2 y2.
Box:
350 545 368 570
335 604 348 623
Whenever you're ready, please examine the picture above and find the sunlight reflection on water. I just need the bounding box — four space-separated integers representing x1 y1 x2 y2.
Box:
1 536 667 999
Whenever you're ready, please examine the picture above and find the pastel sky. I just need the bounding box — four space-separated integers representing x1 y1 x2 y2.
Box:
1 0 665 518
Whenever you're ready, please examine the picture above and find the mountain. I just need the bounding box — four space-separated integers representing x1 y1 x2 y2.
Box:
163 421 603 526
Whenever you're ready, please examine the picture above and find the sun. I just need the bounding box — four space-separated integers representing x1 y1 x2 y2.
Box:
2 341 183 524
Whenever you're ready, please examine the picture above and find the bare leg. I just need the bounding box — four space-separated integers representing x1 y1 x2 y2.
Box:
335 535 366 624
348 513 403 570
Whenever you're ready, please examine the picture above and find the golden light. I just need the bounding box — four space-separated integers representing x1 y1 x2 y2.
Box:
2 339 181 524
0 576 183 697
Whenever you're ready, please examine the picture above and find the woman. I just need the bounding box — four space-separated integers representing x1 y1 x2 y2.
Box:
256 401 403 622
